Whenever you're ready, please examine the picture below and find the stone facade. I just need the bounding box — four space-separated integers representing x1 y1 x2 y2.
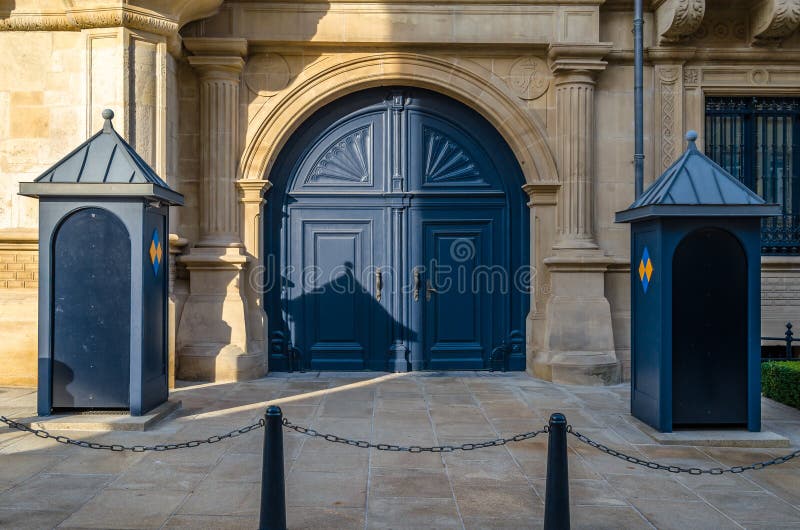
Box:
1 0 799 386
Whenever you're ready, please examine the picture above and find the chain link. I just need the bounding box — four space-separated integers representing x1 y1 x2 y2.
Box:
281 418 549 452
568 426 800 474
0 415 265 452
4 411 798 472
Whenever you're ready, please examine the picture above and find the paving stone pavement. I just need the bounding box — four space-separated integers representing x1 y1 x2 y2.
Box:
1 372 800 529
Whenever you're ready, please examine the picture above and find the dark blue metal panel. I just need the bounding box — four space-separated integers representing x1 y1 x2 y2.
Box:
672 227 748 426
139 207 169 414
630 220 664 430
51 207 131 409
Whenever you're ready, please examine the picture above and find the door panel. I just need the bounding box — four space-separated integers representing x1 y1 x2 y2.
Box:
52 208 130 409
410 206 505 369
672 228 748 426
288 207 389 370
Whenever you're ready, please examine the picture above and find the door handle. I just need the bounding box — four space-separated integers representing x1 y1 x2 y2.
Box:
426 279 439 302
413 268 421 301
375 268 382 302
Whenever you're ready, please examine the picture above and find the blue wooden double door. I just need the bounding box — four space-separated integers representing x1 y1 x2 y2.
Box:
266 88 528 371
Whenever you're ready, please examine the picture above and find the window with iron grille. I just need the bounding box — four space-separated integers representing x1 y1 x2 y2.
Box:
705 96 800 254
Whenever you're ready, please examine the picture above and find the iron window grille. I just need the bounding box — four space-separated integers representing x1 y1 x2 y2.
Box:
705 96 800 254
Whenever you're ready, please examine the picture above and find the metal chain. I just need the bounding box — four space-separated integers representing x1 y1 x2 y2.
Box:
281 418 549 453
568 426 800 474
0 415 265 452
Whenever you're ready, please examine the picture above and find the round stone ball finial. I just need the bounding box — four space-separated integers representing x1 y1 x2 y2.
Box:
686 130 698 142
102 109 114 120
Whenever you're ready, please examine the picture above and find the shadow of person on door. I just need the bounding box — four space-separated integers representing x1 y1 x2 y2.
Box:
282 261 416 371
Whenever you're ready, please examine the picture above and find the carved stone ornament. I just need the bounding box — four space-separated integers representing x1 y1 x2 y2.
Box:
508 56 550 101
659 68 680 170
658 0 707 43
244 53 292 97
0 1 224 35
683 68 699 85
751 0 800 45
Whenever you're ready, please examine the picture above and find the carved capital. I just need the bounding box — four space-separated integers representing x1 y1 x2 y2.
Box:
187 56 245 81
547 43 612 82
237 179 272 204
522 183 561 207
656 0 706 44
186 38 248 79
751 0 800 45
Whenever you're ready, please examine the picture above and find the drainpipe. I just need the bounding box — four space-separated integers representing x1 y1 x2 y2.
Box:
634 0 644 198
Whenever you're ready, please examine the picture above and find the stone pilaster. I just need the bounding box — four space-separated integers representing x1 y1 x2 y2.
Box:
177 38 266 382
534 44 620 385
522 183 559 374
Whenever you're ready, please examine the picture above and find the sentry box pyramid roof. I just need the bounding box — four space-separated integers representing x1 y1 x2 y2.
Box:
615 131 779 223
19 110 183 206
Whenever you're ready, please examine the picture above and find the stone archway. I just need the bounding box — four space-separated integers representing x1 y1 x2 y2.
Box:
239 53 559 188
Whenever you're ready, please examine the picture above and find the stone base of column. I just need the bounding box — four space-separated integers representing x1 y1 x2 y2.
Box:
176 246 266 382
530 253 620 386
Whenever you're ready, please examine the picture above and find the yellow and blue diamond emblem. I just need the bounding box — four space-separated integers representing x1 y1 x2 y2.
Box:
149 229 163 276
638 247 653 293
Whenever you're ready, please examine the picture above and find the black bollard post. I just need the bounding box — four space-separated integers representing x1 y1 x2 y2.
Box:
259 406 286 530
544 413 570 530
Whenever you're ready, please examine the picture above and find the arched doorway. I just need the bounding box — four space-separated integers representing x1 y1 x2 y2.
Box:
672 227 748 426
265 87 529 371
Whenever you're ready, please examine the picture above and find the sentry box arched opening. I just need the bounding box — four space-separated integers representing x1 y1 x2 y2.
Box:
19 110 183 417
616 131 780 433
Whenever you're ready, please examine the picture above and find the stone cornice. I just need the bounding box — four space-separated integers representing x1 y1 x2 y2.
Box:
0 1 223 35
0 228 38 251
606 47 800 63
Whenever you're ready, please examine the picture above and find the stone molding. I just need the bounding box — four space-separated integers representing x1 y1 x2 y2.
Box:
0 1 224 35
751 0 800 45
655 0 706 44
186 2 603 46
523 183 561 207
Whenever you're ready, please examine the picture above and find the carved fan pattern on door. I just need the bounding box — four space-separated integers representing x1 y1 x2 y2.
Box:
306 126 372 184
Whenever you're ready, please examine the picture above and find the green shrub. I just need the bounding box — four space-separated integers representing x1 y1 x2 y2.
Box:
762 361 800 409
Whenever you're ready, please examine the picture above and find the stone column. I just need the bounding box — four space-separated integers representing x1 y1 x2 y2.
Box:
190 51 245 247
177 38 266 382
535 44 620 385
